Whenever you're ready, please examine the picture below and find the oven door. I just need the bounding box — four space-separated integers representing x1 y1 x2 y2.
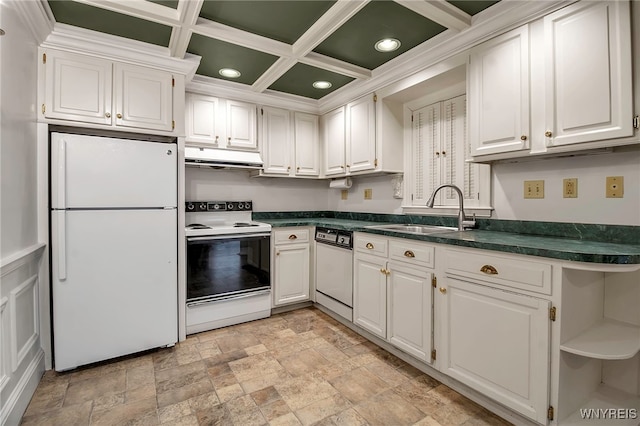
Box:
186 232 271 305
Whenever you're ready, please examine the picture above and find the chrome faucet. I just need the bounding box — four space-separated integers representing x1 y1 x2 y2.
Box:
426 184 476 231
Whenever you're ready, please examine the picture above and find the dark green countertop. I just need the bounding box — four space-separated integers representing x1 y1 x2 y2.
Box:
260 217 640 265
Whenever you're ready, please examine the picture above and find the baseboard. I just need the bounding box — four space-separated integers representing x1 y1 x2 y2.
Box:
1 349 45 426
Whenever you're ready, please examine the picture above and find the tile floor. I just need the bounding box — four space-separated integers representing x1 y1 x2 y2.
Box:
21 307 512 426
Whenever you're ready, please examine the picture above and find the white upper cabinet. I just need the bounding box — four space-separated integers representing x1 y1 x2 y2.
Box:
293 112 320 176
226 100 258 150
323 106 347 176
469 26 530 157
346 94 376 174
261 106 291 175
186 94 221 145
543 0 633 147
42 49 175 133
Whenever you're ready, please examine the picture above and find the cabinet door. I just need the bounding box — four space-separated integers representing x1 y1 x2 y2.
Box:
226 100 257 150
353 254 387 338
323 107 346 176
411 102 441 205
114 63 173 132
294 112 320 176
388 262 432 362
544 1 633 146
469 26 530 156
273 243 310 306
346 95 376 173
441 278 550 423
186 94 221 145
261 107 291 175
44 50 112 125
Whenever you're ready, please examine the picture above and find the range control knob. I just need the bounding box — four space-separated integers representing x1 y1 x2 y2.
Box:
198 203 207 211
244 202 251 210
212 203 221 210
238 203 244 210
227 203 234 210
186 203 195 211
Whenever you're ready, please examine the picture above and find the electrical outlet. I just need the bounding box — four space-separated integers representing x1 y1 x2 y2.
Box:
341 189 348 200
606 176 624 198
563 178 578 198
364 188 373 200
524 180 545 199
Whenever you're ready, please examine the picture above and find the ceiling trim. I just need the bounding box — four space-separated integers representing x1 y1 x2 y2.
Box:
192 18 292 58
291 0 370 58
12 0 54 44
299 52 372 80
169 0 202 57
251 57 298 93
394 0 471 32
72 0 182 26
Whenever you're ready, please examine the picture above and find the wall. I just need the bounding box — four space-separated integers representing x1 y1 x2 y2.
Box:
185 167 329 212
327 174 403 214
0 2 46 424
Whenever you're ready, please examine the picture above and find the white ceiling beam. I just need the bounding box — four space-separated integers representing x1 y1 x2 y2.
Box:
300 52 372 80
292 0 370 57
192 18 292 58
251 57 298 93
169 0 203 57
394 0 471 32
72 0 182 26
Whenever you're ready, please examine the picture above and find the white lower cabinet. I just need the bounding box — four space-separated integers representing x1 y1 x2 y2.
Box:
353 233 433 363
272 228 311 306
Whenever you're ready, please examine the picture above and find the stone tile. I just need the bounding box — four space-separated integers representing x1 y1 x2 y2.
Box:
269 412 302 426
275 373 339 411
216 383 245 403
250 386 281 406
156 378 214 408
240 369 292 394
92 392 126 411
461 413 513 426
195 340 222 359
328 367 389 404
245 344 268 355
194 403 232 425
153 349 180 372
175 344 202 366
345 353 379 368
228 352 285 382
207 362 232 378
313 343 350 364
393 380 446 415
126 383 157 403
278 348 332 377
259 399 291 421
21 400 92 426
203 349 248 368
90 397 158 425
187 391 221 412
354 389 426 426
161 414 199 426
155 360 207 388
64 370 126 406
22 381 68 416
414 416 444 426
211 372 239 390
364 360 410 387
225 394 267 425
216 332 261 353
127 364 156 389
314 408 369 426
294 393 351 426
158 400 193 423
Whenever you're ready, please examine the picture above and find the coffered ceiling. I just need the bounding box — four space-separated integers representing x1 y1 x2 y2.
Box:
43 0 499 101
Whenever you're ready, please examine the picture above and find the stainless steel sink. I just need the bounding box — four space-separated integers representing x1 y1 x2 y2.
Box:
365 224 458 235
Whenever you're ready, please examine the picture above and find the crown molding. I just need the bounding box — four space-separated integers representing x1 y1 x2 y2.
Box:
12 0 54 44
41 24 200 77
394 0 471 32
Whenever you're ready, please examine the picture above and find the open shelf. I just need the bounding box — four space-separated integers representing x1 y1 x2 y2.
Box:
560 385 640 425
560 319 640 360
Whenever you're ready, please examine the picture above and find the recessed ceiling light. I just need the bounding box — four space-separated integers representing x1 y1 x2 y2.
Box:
375 38 401 52
313 81 332 89
219 68 241 78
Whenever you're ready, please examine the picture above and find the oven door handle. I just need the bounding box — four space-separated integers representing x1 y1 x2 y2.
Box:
187 232 271 242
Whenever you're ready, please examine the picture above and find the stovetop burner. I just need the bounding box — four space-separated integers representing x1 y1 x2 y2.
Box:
186 224 212 230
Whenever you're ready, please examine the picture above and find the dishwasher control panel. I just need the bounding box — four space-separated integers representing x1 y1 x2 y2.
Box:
315 227 352 249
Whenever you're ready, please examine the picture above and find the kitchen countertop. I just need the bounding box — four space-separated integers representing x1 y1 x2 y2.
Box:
261 217 640 265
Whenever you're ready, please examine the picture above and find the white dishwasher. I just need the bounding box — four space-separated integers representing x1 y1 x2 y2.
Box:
315 227 353 321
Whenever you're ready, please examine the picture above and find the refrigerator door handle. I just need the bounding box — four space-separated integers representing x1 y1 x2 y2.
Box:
56 138 67 209
57 211 67 280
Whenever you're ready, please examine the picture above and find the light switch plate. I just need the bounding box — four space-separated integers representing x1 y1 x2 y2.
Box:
606 176 624 198
364 188 372 200
524 180 544 199
341 189 348 200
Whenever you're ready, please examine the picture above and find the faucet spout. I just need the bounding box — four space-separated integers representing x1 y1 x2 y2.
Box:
426 184 476 231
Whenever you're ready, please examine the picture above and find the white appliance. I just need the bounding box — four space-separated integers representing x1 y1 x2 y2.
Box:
185 201 272 334
315 227 354 321
50 132 178 371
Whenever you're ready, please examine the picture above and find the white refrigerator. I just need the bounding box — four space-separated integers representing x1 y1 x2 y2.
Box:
50 132 178 371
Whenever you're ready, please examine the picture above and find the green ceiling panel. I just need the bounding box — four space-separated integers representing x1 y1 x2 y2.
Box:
187 34 279 85
268 63 354 100
146 0 179 9
48 1 172 47
313 1 446 70
199 1 336 45
447 1 500 16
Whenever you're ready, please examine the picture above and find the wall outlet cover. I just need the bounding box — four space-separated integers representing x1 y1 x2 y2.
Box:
341 189 348 200
524 180 545 199
364 188 373 200
606 176 624 198
563 178 578 198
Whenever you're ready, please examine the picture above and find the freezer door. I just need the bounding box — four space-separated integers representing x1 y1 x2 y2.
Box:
51 209 177 371
51 132 177 209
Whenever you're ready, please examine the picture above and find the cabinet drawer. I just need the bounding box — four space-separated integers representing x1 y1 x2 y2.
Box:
274 228 309 245
355 234 388 257
444 249 552 295
389 239 435 269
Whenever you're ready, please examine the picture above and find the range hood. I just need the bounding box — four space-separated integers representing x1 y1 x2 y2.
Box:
185 146 263 170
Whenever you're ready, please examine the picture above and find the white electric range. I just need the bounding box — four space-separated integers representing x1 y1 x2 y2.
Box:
185 200 272 334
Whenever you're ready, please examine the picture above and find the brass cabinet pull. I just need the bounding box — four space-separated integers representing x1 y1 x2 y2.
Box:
380 268 386 274
439 287 447 294
380 268 390 276
404 250 415 258
287 166 291 171
116 113 123 119
105 112 111 118
288 234 297 240
520 135 527 141
480 264 498 275
366 242 374 249
545 131 553 138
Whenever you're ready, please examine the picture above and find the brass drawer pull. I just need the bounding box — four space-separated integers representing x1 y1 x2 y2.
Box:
404 250 415 258
366 243 374 249
480 265 498 275
380 268 390 276
288 234 297 240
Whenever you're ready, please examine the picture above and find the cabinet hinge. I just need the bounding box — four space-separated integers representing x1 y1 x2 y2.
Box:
42 53 46 64
431 349 436 361
549 306 556 322
261 108 263 115
172 78 175 87
172 120 175 130
547 406 554 421
41 104 45 114
432 276 437 288
411 114 414 122
634 115 639 129
411 194 414 201
373 94 377 102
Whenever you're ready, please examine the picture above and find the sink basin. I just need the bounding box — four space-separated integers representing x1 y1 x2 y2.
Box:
365 224 458 235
